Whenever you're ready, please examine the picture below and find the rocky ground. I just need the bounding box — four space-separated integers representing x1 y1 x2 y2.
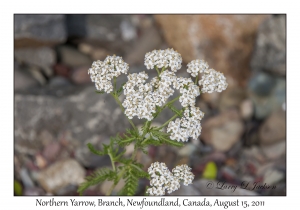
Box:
14 14 286 196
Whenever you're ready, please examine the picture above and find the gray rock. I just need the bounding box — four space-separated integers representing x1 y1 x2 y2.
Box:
48 76 71 88
263 169 284 185
259 110 286 145
86 15 131 42
14 86 131 152
42 142 62 162
178 144 197 157
57 46 92 68
242 146 266 163
120 20 137 41
20 168 35 188
55 184 78 196
23 187 45 196
15 83 177 162
251 15 286 76
218 88 247 111
201 110 244 152
14 15 66 48
248 72 276 97
71 66 91 85
66 15 135 43
261 140 285 160
14 47 56 71
124 25 163 66
248 72 286 119
14 62 40 91
240 99 254 120
37 159 85 194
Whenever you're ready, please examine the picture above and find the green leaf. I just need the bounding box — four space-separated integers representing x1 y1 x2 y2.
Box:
118 162 148 196
14 180 22 196
95 90 105 94
87 143 106 156
168 104 183 117
113 149 126 161
202 161 218 180
160 136 184 147
116 129 138 147
150 130 184 147
116 82 126 96
77 168 116 195
143 138 163 146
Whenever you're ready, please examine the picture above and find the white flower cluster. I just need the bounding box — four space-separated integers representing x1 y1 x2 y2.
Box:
172 164 194 186
198 68 228 93
187 59 209 77
88 55 129 93
122 70 177 121
167 106 204 142
173 77 200 107
122 72 155 121
88 50 228 143
146 162 194 196
144 48 182 72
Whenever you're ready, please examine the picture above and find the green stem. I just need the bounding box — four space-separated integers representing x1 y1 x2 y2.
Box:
156 110 183 130
155 66 160 76
131 145 139 161
108 151 116 172
106 167 126 196
162 95 180 109
114 77 117 90
153 95 181 119
106 143 140 196
141 135 152 145
195 74 198 85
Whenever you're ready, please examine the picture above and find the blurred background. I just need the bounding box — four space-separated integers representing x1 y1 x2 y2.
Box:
14 14 286 196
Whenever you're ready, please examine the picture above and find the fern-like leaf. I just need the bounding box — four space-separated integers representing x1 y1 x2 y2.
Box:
77 168 116 195
151 130 184 147
116 129 139 147
118 162 149 196
87 143 107 156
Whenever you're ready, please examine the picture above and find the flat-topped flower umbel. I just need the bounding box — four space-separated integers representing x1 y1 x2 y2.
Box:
82 48 228 196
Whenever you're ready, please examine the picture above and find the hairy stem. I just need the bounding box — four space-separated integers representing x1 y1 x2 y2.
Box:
108 151 116 172
106 167 126 196
163 95 180 109
155 66 160 75
106 144 139 196
195 74 198 85
114 76 117 90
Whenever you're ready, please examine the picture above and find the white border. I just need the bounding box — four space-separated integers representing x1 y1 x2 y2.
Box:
3 0 298 209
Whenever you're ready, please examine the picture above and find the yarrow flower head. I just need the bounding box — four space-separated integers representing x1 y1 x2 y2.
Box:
187 59 209 77
122 70 177 121
144 48 182 72
173 77 200 107
172 164 195 186
167 106 204 142
88 55 129 93
146 162 194 196
198 69 228 93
